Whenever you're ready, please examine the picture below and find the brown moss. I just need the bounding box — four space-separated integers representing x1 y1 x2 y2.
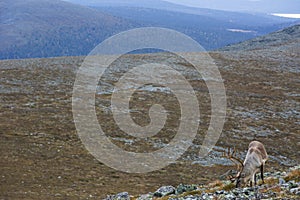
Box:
284 169 300 182
259 185 281 193
263 177 279 185
155 196 171 200
208 180 224 188
177 190 202 197
221 182 236 191
203 180 225 193
1 49 299 199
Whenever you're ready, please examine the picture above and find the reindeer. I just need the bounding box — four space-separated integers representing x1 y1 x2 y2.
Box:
223 141 268 188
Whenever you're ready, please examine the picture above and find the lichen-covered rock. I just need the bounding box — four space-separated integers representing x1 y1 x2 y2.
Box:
170 195 202 200
175 184 198 195
290 187 300 195
153 185 176 197
105 165 300 199
200 193 211 200
288 180 299 189
215 190 225 195
224 193 235 199
136 193 153 200
105 192 130 200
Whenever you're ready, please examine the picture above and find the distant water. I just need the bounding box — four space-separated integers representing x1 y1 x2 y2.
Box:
271 13 300 19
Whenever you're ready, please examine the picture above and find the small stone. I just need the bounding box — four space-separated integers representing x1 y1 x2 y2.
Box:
106 192 130 200
290 187 300 195
215 190 224 195
274 171 282 177
268 191 277 197
290 165 300 171
232 189 240 196
225 193 235 199
153 186 175 197
137 193 153 200
281 183 290 188
177 195 200 200
201 193 210 200
279 178 286 185
248 191 256 198
242 188 250 195
288 181 298 189
264 172 271 176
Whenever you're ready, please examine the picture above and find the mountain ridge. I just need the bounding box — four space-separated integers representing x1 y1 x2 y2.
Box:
63 0 300 14
1 0 298 59
0 0 138 59
219 24 300 51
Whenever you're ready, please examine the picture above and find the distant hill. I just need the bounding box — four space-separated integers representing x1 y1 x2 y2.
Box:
63 0 175 9
220 24 300 51
0 0 137 59
63 0 300 14
1 0 298 59
65 0 297 28
94 6 297 50
167 0 300 13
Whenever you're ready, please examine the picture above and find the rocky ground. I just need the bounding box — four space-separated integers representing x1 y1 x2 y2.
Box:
0 26 299 199
105 165 300 200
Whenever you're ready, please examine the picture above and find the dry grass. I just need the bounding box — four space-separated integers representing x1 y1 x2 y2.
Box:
148 189 203 200
259 185 282 193
208 180 224 188
204 180 224 193
176 190 202 198
284 169 300 182
204 180 235 193
263 177 279 185
1 48 299 199
221 182 236 191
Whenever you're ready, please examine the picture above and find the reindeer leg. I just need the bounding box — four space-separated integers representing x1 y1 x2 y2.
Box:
261 164 264 184
254 173 257 186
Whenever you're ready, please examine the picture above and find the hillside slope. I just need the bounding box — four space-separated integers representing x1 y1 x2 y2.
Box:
0 0 137 59
220 24 300 51
95 6 298 50
0 23 299 198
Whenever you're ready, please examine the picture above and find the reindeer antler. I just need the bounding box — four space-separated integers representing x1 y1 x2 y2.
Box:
222 147 244 171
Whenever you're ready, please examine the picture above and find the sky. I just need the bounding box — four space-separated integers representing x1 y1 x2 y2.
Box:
163 0 300 14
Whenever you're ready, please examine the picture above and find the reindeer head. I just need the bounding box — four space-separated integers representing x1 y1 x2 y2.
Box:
222 147 244 187
236 169 252 187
